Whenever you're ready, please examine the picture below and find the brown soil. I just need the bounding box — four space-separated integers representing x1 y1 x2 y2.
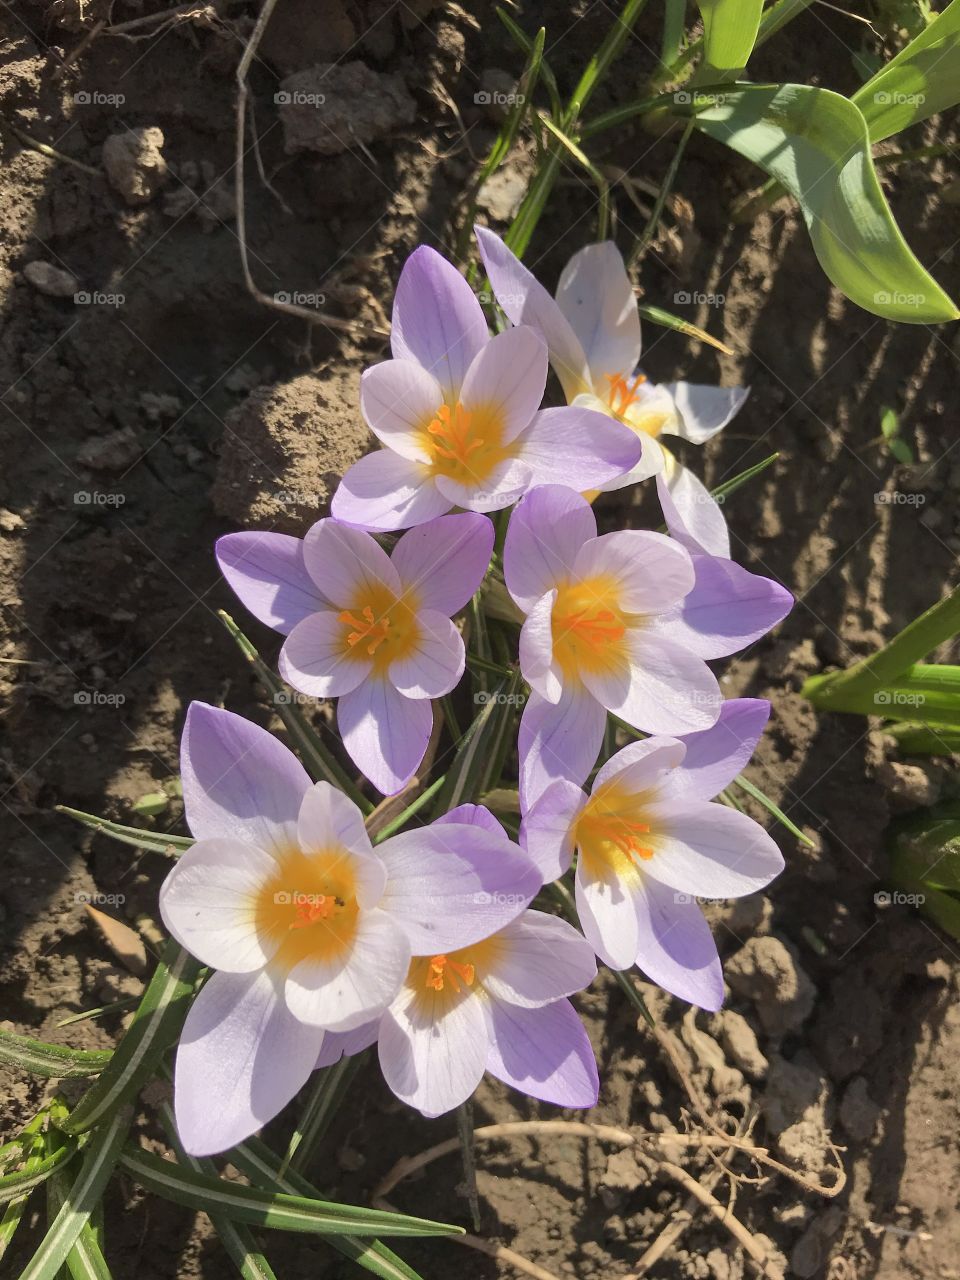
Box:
1 3 959 1278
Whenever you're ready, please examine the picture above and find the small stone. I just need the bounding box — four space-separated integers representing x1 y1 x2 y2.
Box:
875 760 941 811
791 1206 845 1278
102 127 169 206
477 67 518 122
76 426 142 473
477 168 528 221
712 1009 769 1079
23 260 80 298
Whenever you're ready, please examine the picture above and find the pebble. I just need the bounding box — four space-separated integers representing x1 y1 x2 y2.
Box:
23 260 79 298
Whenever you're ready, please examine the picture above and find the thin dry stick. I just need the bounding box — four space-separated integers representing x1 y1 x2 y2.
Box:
3 119 101 176
627 1156 729 1277
234 0 388 336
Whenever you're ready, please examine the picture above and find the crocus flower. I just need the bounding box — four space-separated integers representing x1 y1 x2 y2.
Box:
476 226 746 555
161 703 540 1155
505 486 792 809
521 701 784 1010
217 512 494 796
329 245 642 530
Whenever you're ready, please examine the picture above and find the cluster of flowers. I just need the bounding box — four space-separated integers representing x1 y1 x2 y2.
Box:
162 232 791 1156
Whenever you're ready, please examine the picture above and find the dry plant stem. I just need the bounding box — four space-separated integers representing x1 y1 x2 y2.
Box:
234 0 388 336
626 1154 730 1276
3 120 101 176
457 1232 561 1280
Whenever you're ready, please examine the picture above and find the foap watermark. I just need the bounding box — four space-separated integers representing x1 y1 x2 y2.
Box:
673 290 725 307
474 689 526 706
874 490 925 506
673 893 730 906
474 891 528 906
273 689 315 707
74 290 125 308
274 90 326 107
673 90 728 108
74 90 125 106
874 91 926 107
474 90 526 107
273 488 320 507
874 889 925 907
477 290 525 309
74 690 126 707
874 690 925 709
75 891 126 907
274 291 326 308
74 490 126 507
874 290 926 309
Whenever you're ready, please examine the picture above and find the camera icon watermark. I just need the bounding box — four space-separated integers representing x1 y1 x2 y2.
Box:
74 690 126 707
474 690 525 706
274 90 326 106
74 291 125 308
73 491 126 507
73 90 125 106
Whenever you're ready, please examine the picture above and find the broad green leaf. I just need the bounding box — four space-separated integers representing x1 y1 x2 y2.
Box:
853 0 960 142
675 84 958 323
885 720 960 754
890 804 960 893
888 437 914 465
63 941 200 1135
880 406 899 439
19 1107 130 1280
118 1147 462 1239
694 0 764 81
809 664 960 726
0 1028 112 1079
56 806 193 857
232 1137 425 1280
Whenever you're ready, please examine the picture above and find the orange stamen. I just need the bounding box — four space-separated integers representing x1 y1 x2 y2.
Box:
605 371 647 419
426 402 485 467
553 603 625 651
425 954 476 993
587 813 654 861
338 604 392 655
288 895 339 930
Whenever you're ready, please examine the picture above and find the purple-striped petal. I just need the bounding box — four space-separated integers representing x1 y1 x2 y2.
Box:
632 876 724 1011
174 969 323 1156
296 781 374 861
314 1019 380 1069
391 513 494 615
302 519 400 606
575 854 640 970
331 449 450 531
519 590 563 703
279 611 370 699
180 702 309 854
651 553 793 659
584 632 720 736
359 359 442 462
475 225 590 402
643 800 785 898
573 529 694 615
216 532 327 636
482 911 597 1007
485 997 599 1109
659 699 771 803
391 245 489 402
519 778 584 880
459 325 547 443
555 242 642 388
663 382 748 445
379 981 489 1117
388 610 464 699
518 686 606 811
656 464 730 558
338 678 433 796
434 803 506 835
514 406 642 490
504 485 597 612
592 737 686 795
376 822 540 952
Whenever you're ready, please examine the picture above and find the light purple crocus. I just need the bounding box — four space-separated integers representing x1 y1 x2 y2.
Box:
217 512 494 796
521 701 784 1010
329 245 642 530
312 806 600 1116
160 703 540 1155
476 226 746 555
505 485 791 809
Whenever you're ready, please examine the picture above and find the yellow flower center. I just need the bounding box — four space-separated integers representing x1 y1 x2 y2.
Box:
337 581 420 675
425 954 475 994
421 400 516 484
602 371 668 438
405 936 503 1016
552 575 629 679
575 783 657 883
257 848 361 973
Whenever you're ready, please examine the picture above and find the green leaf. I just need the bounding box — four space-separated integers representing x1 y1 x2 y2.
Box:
57 806 193 857
853 0 960 142
885 720 960 754
888 436 914 465
0 1028 112 1079
62 940 200 1135
130 792 168 818
282 1053 361 1175
19 1107 130 1280
676 83 958 323
45 1133 114 1280
0 1141 81 1206
733 774 816 847
118 1148 462 1239
432 674 521 814
708 452 779 505
880 405 900 439
694 0 764 80
636 303 734 355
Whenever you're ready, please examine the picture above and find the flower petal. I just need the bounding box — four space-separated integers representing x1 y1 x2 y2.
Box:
389 610 464 699
514 406 642 490
593 427 667 492
285 908 411 1031
174 969 323 1157
575 854 640 970
434 803 506 836
302 518 400 606
584 633 721 736
160 838 277 973
331 449 450 532
520 779 585 881
459 325 547 443
379 981 489 1117
656 463 730 558
391 245 489 402
592 737 686 795
376 822 540 952
359 359 442 462
504 485 597 612
279 611 371 699
338 678 433 796
663 382 749 445
660 699 771 803
485 997 599 1109
391 513 495 615
642 800 785 898
483 910 597 1007
518 686 606 811
651 553 794 660
519 590 563 703
632 876 724 1011
573 529 694 615
314 1019 380 1069
180 702 309 854
432 456 532 513
555 242 642 388
216 532 327 636
296 781 374 860
475 226 591 401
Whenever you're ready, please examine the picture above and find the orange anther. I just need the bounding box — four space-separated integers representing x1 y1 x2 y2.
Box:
425 954 476 993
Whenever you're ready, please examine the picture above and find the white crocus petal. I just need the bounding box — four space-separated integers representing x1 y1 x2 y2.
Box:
482 911 598 1008
297 781 374 861
302 519 401 606
433 456 533 513
591 737 686 796
278 611 372 700
575 857 641 971
379 982 490 1117
662 382 749 446
642 800 785 899
591 425 668 492
284 908 411 1031
359 360 442 463
388 611 464 699
519 590 563 704
458 325 548 445
160 838 278 974
573 529 694 615
657 456 731 559
555 242 642 389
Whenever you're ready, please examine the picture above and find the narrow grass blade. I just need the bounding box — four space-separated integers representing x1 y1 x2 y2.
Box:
63 940 200 1135
19 1107 130 1280
369 775 447 844
709 453 779 504
497 8 561 117
636 304 734 355
733 774 815 847
0 1029 112 1080
433 677 519 814
119 1147 462 1239
0 1142 81 1206
537 114 611 238
56 807 193 857
45 1132 113 1280
284 1053 361 1175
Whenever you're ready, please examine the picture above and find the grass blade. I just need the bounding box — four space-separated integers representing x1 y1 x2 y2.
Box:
56 806 193 857
0 1029 112 1080
45 1131 113 1280
636 304 733 355
733 774 815 847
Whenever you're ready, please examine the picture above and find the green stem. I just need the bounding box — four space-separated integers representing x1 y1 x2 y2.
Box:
628 117 694 267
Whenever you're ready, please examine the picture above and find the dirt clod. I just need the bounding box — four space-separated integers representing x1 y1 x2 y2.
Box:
875 759 942 811
102 128 169 206
725 935 816 1036
278 62 417 155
